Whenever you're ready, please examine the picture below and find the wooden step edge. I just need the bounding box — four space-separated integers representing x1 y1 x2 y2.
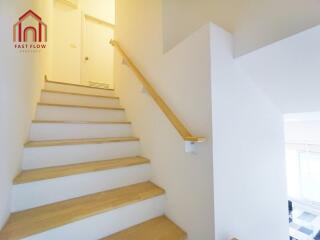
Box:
42 89 119 99
38 102 125 111
32 120 132 125
45 80 115 91
14 157 150 184
0 182 165 240
101 216 187 240
24 137 140 148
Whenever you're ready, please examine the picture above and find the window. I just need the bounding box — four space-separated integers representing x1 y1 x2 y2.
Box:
286 145 320 207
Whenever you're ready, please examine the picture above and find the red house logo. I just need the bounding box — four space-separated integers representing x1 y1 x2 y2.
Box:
13 10 47 51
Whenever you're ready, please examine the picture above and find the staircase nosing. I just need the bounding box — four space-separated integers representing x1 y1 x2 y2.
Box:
24 137 140 148
38 102 125 110
42 89 119 99
45 80 115 91
32 120 132 125
14 157 150 184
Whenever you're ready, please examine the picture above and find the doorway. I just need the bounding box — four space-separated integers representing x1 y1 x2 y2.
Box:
51 0 115 87
81 15 114 88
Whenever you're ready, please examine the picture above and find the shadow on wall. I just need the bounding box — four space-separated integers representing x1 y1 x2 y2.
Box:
0 0 52 229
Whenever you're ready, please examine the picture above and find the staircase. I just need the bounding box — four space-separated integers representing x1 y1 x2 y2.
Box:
0 80 186 240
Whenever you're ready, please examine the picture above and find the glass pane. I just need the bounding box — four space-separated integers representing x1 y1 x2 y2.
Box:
286 148 301 199
300 152 320 203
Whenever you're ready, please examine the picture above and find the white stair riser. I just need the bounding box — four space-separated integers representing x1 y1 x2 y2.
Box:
45 82 116 97
41 92 121 108
22 196 165 240
30 123 133 141
12 164 151 212
23 142 141 169
35 105 126 122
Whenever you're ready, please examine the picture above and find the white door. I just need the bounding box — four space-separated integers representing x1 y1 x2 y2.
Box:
81 16 114 88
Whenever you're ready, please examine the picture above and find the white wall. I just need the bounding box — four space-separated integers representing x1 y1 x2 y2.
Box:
52 1 81 83
0 0 52 229
210 24 288 240
80 0 115 24
51 0 115 24
237 25 320 114
115 1 214 239
115 1 289 239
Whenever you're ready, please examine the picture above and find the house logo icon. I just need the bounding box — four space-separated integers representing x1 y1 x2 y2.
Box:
13 9 47 51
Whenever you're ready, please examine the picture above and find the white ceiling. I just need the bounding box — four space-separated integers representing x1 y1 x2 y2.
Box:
162 0 320 55
237 25 320 114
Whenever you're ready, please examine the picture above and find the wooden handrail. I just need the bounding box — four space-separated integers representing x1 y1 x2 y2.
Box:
110 40 205 143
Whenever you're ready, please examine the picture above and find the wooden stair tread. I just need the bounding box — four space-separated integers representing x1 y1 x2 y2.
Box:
32 120 131 125
38 102 124 110
0 182 165 240
45 80 115 91
102 216 187 240
14 157 150 184
42 89 119 99
25 137 139 148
